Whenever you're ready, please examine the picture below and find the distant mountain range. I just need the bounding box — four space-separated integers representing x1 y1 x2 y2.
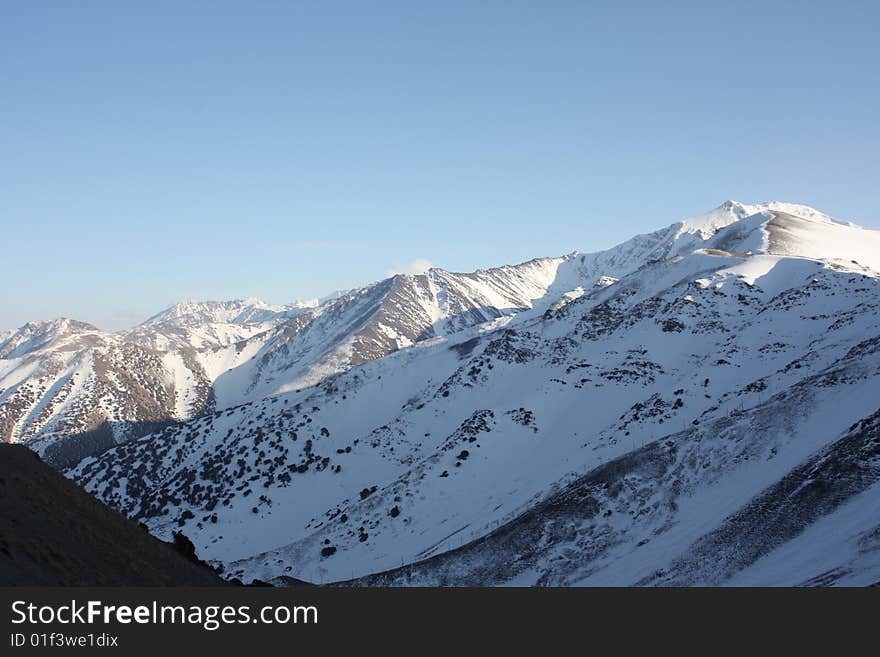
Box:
4 200 880 585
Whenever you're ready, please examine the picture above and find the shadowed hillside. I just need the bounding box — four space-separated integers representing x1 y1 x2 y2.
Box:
0 444 226 585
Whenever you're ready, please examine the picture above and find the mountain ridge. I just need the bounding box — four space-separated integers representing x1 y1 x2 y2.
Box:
24 199 876 586
4 201 878 464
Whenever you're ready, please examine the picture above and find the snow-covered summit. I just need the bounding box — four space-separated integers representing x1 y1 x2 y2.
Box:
0 318 105 359
138 297 319 329
620 200 880 273
679 200 844 238
676 199 756 238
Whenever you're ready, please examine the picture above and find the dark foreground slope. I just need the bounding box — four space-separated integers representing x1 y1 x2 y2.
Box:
0 445 225 585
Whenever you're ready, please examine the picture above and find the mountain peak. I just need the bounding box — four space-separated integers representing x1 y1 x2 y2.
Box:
138 297 319 329
14 317 99 335
0 317 104 359
677 199 754 238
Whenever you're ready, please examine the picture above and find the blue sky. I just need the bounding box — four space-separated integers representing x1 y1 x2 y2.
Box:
2 1 878 331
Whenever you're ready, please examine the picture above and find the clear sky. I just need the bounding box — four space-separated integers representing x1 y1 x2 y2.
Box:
2 1 879 331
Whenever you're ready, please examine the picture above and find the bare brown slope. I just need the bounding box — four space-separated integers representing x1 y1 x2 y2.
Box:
0 445 225 585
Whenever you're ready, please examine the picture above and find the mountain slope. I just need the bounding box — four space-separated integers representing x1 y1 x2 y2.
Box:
63 201 880 586
0 444 225 585
0 200 800 463
7 200 834 465
340 364 880 587
0 319 200 467
0 258 582 463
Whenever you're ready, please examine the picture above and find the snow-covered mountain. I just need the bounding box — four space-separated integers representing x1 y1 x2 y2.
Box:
140 298 319 328
0 318 190 466
1 257 589 465
28 199 875 587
